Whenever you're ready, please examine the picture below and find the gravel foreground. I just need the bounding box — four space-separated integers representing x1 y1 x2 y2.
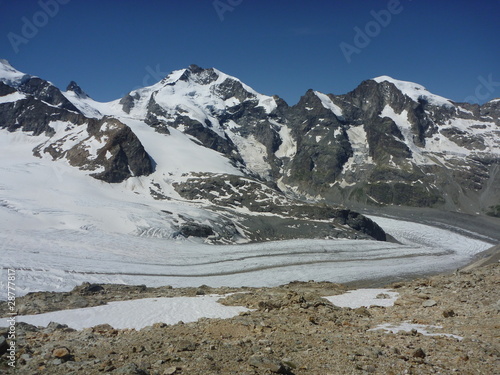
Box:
1 261 499 374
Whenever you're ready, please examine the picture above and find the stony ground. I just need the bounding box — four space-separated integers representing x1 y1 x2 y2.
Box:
1 262 498 375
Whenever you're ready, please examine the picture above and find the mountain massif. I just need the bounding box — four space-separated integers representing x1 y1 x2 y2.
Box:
1 59 499 243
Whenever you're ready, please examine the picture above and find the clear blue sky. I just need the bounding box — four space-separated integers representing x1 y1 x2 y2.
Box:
1 0 499 105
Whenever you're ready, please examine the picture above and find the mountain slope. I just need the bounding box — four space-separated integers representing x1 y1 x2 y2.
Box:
1 60 499 245
0 60 386 244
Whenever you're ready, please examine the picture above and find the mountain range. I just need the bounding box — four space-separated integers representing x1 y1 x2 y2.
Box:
1 59 499 244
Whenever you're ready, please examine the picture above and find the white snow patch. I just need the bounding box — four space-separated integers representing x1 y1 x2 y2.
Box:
0 91 26 104
369 321 463 340
124 119 241 176
342 125 374 172
314 91 344 118
257 96 277 114
325 289 399 308
62 91 103 118
380 105 431 165
226 131 270 178
373 76 454 107
0 295 250 330
275 124 297 159
161 69 187 85
0 59 29 87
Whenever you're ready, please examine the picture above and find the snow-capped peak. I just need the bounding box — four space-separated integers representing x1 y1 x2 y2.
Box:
372 75 454 107
66 81 90 99
0 59 31 87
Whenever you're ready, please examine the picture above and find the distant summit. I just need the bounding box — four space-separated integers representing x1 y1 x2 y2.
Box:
66 81 89 99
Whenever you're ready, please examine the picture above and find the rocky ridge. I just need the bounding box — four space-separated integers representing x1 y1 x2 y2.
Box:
0 260 498 374
103 64 500 214
1 60 499 243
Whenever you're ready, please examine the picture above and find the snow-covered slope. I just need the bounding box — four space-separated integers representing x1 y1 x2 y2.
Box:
1 60 389 247
1 59 499 296
0 58 30 87
373 75 454 107
58 63 500 216
3 60 500 219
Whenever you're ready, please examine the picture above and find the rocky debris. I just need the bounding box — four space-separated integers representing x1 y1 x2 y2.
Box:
174 173 387 241
113 363 149 374
179 223 214 238
163 366 180 375
0 79 154 183
0 263 498 374
248 354 291 374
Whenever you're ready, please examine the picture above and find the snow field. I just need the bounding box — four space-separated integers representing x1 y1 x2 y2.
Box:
0 295 250 330
325 289 399 308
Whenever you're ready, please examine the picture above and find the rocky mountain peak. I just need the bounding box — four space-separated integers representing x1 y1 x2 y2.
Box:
187 63 205 74
2 60 499 218
0 59 31 88
66 81 89 99
371 76 455 108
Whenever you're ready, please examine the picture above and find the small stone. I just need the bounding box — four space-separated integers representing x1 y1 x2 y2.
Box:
248 355 289 373
365 365 376 373
51 358 63 366
164 367 180 375
443 309 455 317
177 340 197 352
422 300 437 307
45 322 71 333
92 323 116 333
83 283 104 294
113 363 149 374
413 348 426 358
52 347 72 361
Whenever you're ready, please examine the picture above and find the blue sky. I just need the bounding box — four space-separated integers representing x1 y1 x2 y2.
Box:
1 0 499 105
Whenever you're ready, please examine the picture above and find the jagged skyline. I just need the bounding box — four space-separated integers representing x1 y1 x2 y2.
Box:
0 0 499 106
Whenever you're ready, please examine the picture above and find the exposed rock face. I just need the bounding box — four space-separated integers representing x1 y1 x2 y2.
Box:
0 76 154 183
66 81 89 99
115 65 499 214
173 174 386 241
61 117 154 183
